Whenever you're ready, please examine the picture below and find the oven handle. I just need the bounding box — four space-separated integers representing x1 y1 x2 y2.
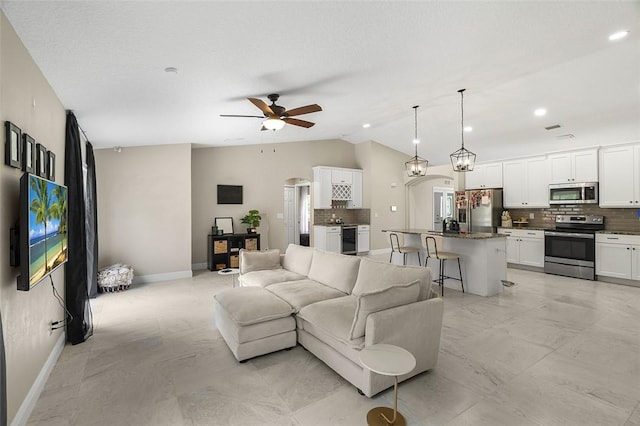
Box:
544 231 594 239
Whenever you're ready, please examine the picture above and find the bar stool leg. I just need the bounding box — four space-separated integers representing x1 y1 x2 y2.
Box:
389 251 393 263
403 253 407 265
457 258 464 293
440 259 445 296
417 252 421 266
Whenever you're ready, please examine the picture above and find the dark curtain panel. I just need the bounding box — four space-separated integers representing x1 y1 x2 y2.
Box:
0 312 6 426
85 142 98 298
64 111 93 344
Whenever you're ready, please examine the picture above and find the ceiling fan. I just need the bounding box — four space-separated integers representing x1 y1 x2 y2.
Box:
220 94 322 131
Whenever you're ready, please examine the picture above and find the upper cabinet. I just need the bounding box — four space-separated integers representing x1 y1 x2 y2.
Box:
548 148 598 183
313 166 363 209
503 156 549 208
599 144 640 207
464 162 503 189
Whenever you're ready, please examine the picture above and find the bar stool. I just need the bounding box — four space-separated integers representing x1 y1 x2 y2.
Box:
424 236 464 296
389 233 421 265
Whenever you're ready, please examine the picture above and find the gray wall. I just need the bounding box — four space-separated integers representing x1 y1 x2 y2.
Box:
94 144 192 278
0 12 67 423
191 139 357 264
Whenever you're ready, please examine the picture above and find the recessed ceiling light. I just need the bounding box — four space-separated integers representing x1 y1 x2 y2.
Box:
412 138 420 144
362 123 371 128
164 67 178 73
609 30 629 41
534 108 547 117
464 126 473 132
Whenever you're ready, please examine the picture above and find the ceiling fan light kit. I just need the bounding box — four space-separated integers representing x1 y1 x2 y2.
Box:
221 94 321 131
405 105 428 177
450 88 476 172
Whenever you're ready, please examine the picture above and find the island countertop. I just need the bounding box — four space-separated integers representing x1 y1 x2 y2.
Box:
382 229 506 239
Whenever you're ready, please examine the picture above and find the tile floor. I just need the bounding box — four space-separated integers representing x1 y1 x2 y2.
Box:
27 266 640 426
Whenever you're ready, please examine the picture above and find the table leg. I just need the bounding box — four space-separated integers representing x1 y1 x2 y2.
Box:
380 376 398 424
366 375 406 426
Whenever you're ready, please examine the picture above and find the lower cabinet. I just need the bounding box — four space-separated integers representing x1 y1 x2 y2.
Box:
498 228 544 268
314 226 342 253
357 225 370 253
207 233 260 271
596 234 640 281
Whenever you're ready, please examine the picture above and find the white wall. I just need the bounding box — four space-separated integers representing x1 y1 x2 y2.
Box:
0 12 67 423
94 144 192 279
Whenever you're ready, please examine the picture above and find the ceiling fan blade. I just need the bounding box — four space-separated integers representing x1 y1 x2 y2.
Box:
285 104 322 117
220 114 264 118
248 98 274 116
283 117 315 128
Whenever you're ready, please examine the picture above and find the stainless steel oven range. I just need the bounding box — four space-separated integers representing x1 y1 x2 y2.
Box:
544 215 604 280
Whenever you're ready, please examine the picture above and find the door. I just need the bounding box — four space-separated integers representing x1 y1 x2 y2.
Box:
326 231 341 253
599 145 636 207
284 186 296 245
519 237 544 267
632 246 640 281
433 187 455 231
525 157 550 207
503 161 524 207
505 236 519 264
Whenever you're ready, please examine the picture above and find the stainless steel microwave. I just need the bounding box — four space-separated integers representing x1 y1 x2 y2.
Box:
549 182 598 205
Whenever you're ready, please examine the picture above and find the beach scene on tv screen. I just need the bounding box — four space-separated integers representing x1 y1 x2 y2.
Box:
28 175 67 287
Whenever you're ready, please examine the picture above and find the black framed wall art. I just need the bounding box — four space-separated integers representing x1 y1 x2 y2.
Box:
4 121 22 168
36 143 47 177
22 133 36 173
47 151 56 180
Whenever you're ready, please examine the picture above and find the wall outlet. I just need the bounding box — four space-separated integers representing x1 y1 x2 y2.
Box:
529 213 535 219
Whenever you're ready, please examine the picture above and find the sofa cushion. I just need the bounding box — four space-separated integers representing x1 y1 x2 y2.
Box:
282 244 314 276
307 249 361 294
352 257 432 301
239 269 306 287
297 296 364 351
239 249 282 274
266 279 346 312
350 280 420 340
214 287 294 326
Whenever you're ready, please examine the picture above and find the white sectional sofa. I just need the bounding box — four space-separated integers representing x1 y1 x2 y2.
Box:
213 244 444 397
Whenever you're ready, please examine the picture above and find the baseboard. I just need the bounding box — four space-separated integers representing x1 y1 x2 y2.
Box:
11 333 65 426
132 270 193 284
191 263 207 271
596 275 640 288
368 248 391 256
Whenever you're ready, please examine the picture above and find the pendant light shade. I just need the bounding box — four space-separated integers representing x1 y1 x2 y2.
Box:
450 89 476 172
405 105 428 177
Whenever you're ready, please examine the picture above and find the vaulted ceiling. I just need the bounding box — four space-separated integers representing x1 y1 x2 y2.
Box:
2 1 639 165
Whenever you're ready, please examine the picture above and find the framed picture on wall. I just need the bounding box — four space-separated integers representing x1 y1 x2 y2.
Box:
47 151 56 180
22 133 36 173
5 121 22 168
36 143 47 178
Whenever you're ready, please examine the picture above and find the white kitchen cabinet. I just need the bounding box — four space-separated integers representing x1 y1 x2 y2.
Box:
313 225 341 253
351 170 363 208
464 162 503 189
596 233 640 280
313 166 363 209
503 157 549 208
331 169 353 184
498 228 544 267
357 225 370 253
599 144 640 207
548 149 598 183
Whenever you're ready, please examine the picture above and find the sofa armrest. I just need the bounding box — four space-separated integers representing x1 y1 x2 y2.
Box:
364 297 444 371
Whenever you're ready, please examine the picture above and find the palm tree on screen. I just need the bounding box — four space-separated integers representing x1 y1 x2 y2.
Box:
29 178 53 271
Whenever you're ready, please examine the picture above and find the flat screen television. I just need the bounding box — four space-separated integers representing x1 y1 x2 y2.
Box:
18 173 68 291
217 184 243 205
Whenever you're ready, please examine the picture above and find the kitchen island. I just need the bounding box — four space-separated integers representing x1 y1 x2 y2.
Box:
382 229 507 297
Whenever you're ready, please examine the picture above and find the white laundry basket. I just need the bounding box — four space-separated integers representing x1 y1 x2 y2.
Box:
97 264 134 292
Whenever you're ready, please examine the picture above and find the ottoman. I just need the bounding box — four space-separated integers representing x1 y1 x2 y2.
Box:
214 287 296 361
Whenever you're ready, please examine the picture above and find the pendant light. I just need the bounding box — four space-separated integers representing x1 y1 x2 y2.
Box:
405 105 428 177
450 89 476 172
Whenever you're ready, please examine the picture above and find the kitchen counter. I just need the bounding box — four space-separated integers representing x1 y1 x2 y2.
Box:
498 226 552 232
598 230 640 236
382 229 506 297
314 223 370 227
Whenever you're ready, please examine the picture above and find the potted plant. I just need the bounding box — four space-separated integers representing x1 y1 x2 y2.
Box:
241 209 261 234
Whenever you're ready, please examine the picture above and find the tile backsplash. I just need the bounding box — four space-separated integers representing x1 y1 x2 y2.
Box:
507 205 640 232
313 208 371 225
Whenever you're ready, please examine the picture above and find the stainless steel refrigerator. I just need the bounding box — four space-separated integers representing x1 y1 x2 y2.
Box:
454 189 503 233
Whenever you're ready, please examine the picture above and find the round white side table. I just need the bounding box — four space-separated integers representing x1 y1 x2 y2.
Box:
359 344 416 426
217 268 240 287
